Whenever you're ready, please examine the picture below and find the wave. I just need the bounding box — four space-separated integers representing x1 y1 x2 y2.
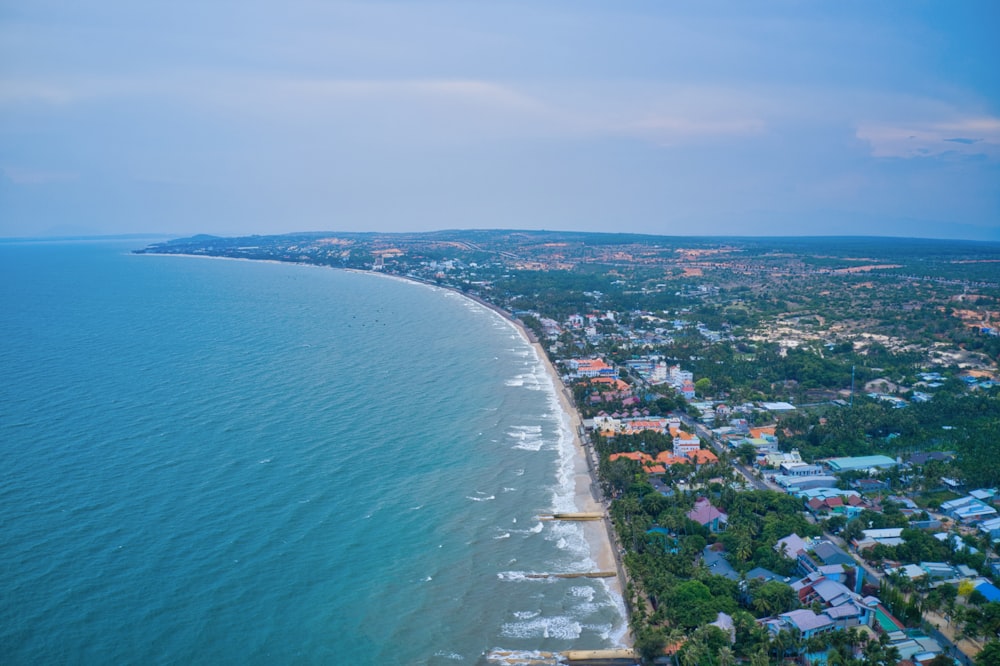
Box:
500 615 582 640
433 651 464 661
466 495 495 502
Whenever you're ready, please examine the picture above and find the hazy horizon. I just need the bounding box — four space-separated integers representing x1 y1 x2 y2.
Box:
2 2 998 241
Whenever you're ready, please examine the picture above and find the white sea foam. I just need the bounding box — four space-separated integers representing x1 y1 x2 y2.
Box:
433 651 464 660
500 615 582 640
544 521 593 565
466 495 495 502
569 586 595 601
494 532 511 540
581 623 615 641
497 571 553 583
510 521 544 536
508 424 545 451
512 610 540 620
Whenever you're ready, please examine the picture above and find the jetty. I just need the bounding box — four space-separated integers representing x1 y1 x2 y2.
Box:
523 571 617 579
537 512 605 521
486 648 638 665
564 648 639 664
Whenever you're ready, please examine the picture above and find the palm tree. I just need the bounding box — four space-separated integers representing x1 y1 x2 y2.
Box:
716 645 735 666
679 639 704 666
662 626 686 666
749 648 769 666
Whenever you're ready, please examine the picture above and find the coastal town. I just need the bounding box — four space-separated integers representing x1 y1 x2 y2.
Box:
137 231 1000 666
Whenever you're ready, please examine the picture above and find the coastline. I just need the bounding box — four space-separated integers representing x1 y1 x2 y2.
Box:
138 253 632 646
444 285 633 646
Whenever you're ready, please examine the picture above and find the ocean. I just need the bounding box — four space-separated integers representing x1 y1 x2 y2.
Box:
0 240 626 665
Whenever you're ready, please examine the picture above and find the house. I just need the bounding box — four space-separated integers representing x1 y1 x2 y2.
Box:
979 516 1000 540
920 562 958 580
799 540 855 577
688 497 728 533
795 575 856 608
775 534 811 559
933 532 978 554
894 564 927 580
853 528 904 551
709 612 735 644
906 451 953 466
745 567 786 583
767 609 836 639
940 495 997 523
941 477 964 492
852 478 890 493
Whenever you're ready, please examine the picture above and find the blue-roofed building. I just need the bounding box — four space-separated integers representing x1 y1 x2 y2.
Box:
823 455 898 473
974 581 1000 603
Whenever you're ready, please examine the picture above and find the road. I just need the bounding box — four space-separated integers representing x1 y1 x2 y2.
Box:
676 411 980 663
677 413 772 491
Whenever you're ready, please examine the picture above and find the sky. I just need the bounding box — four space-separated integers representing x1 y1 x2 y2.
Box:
1 1 998 240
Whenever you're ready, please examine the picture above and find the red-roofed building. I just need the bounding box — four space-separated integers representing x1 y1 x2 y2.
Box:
687 449 719 466
672 430 701 457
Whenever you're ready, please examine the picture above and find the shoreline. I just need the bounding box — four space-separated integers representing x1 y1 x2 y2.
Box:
137 252 633 646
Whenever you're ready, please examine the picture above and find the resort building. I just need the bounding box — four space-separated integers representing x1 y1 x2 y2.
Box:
672 430 701 457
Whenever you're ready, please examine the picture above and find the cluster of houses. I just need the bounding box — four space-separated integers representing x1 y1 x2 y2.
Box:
762 536 956 663
693 529 953 663
563 357 641 405
602 416 719 474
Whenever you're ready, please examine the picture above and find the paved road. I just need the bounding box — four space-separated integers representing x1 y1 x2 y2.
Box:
678 413 771 491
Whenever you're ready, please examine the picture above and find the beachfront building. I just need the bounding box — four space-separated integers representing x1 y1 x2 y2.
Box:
608 447 715 474
566 357 617 379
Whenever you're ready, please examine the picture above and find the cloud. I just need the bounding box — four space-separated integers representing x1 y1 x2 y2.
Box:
857 116 1000 159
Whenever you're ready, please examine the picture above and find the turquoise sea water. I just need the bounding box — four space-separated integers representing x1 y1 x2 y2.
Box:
0 241 625 665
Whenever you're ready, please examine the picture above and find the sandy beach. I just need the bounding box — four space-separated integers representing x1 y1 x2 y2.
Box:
529 341 633 647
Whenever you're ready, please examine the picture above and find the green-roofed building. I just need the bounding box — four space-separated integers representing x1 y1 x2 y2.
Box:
824 455 898 473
